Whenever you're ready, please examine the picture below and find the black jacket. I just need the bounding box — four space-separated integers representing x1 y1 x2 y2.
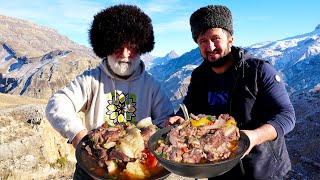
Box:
181 47 295 179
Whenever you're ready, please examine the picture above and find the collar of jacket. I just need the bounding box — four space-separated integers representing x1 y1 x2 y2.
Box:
99 58 146 81
231 46 250 78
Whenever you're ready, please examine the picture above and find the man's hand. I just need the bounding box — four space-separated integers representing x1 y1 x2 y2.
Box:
71 129 88 148
165 116 185 127
241 129 258 158
241 124 277 158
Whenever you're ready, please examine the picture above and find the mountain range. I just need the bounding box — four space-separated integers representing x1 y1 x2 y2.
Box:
149 25 320 107
0 14 319 179
0 15 100 99
247 24 320 92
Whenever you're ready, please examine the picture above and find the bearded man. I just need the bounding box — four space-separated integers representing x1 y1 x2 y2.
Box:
167 5 295 179
45 4 173 179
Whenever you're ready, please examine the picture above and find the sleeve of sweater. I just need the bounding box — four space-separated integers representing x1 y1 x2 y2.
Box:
151 81 174 128
45 70 92 142
260 62 296 137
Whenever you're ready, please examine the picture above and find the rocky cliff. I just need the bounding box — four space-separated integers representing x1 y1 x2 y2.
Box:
0 93 75 179
0 15 100 99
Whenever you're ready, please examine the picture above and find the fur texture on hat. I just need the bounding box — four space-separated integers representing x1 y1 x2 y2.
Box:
89 4 154 58
190 5 233 42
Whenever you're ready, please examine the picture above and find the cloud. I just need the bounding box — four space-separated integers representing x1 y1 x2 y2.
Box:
154 17 189 33
56 0 102 22
143 0 184 14
0 0 101 24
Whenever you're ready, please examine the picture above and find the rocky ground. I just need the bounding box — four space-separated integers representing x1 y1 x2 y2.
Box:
0 93 75 179
284 91 320 180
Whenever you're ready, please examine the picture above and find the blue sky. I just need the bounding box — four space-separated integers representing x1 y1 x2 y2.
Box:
0 0 319 57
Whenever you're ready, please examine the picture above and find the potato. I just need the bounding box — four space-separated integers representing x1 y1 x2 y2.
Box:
118 127 144 158
136 117 153 129
124 160 150 179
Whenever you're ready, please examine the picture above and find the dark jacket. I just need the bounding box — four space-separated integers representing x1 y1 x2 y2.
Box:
181 46 295 179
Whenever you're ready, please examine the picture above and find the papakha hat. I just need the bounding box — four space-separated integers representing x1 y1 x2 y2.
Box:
89 4 154 58
190 5 233 42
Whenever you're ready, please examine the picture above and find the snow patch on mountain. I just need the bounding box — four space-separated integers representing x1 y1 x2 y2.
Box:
145 50 179 70
247 25 320 92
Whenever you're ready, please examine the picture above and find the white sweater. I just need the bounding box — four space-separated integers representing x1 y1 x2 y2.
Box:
45 59 173 142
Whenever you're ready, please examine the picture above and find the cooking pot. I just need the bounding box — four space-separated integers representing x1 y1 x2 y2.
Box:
148 126 250 178
75 135 171 180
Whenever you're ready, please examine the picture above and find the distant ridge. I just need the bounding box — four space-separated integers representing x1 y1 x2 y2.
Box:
0 15 100 99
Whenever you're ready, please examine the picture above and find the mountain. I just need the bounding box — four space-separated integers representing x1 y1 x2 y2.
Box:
0 15 94 58
149 48 200 80
247 25 320 92
148 48 201 109
149 25 320 107
151 50 179 67
0 14 184 100
285 88 320 179
0 13 319 179
0 15 100 99
140 53 156 69
145 50 179 70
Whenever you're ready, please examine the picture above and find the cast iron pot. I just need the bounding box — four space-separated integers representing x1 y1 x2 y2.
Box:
148 126 250 179
75 135 171 180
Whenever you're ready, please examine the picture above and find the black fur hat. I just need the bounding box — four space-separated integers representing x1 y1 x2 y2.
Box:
190 5 233 42
89 4 154 58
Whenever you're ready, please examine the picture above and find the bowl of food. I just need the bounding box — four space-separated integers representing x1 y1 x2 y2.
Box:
76 118 170 180
148 114 250 179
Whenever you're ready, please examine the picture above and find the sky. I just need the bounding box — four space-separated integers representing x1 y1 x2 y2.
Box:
0 0 319 57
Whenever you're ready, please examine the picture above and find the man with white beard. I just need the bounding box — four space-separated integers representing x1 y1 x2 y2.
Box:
106 43 141 78
45 4 173 179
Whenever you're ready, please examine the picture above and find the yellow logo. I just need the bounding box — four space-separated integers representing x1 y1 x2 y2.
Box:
104 90 137 126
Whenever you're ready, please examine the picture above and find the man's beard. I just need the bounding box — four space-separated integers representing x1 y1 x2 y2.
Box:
204 51 233 68
107 55 141 77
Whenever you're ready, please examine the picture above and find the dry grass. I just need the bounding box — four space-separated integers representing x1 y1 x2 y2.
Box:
0 93 47 108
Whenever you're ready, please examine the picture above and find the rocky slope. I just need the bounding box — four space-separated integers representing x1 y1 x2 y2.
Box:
285 89 320 179
0 15 100 99
0 93 75 179
0 15 93 58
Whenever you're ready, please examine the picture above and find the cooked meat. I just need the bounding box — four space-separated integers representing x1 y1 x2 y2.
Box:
96 148 108 159
156 114 240 164
109 149 131 162
83 121 159 178
140 125 157 146
182 148 205 163
201 129 226 149
224 125 240 141
168 147 184 162
168 128 187 148
188 136 201 148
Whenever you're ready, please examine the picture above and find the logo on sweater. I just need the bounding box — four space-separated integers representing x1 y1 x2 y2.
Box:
104 90 137 126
